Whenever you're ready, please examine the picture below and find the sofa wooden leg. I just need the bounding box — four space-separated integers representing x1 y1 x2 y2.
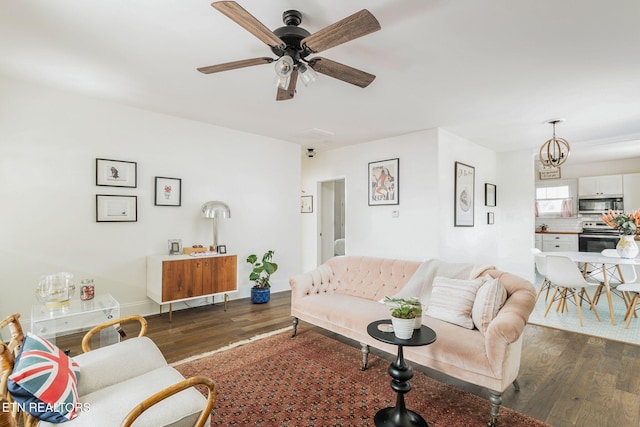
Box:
291 317 298 337
360 343 369 371
487 391 502 427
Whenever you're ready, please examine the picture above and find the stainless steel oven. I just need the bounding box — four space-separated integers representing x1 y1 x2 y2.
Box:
579 221 619 253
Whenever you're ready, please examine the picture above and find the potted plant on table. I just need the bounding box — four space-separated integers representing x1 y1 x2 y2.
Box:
384 297 422 339
246 250 278 304
601 209 640 259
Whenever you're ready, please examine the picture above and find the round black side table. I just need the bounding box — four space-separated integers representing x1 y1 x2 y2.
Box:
367 319 437 427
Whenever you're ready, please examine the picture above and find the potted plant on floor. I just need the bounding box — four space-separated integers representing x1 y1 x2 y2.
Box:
246 250 278 304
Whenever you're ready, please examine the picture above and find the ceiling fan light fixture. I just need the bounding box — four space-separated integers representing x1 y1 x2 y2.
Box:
274 55 294 78
298 63 318 87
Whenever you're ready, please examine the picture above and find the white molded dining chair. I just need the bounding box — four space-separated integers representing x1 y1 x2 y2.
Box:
592 249 638 305
543 255 602 326
531 248 551 303
616 281 640 329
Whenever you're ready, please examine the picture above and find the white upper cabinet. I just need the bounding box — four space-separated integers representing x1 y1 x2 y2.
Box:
578 174 623 197
623 173 640 211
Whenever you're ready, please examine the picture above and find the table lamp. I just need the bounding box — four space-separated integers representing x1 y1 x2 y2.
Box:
201 201 230 251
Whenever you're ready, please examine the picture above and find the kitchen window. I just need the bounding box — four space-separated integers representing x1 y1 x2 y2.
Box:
535 179 576 217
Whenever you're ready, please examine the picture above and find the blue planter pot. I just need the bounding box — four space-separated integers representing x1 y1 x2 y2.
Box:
251 287 270 304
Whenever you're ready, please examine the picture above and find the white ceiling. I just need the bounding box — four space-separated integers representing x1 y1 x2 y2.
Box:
2 0 640 162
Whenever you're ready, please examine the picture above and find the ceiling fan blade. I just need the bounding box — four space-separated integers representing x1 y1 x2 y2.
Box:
276 69 298 101
308 57 375 88
212 1 285 48
197 57 274 74
301 9 380 53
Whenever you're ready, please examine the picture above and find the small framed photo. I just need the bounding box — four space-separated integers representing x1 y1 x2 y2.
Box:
96 158 137 188
96 195 137 222
454 161 474 227
217 245 227 254
168 239 182 255
369 158 399 206
155 177 182 207
487 212 495 225
301 195 313 213
485 183 496 207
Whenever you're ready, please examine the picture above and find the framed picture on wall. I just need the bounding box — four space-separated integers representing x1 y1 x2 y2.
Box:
485 183 496 207
454 161 474 227
368 158 399 206
487 212 495 225
96 158 137 188
301 195 313 213
154 177 182 207
96 195 137 222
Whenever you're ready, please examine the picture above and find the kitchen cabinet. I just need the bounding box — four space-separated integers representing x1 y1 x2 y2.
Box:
147 254 237 320
541 234 578 252
578 175 623 197
623 173 640 211
535 234 542 251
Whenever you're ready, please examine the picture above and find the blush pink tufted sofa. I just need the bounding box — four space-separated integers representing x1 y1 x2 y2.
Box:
289 256 536 427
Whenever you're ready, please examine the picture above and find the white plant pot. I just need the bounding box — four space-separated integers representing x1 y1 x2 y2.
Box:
414 314 422 329
391 317 415 339
617 235 639 259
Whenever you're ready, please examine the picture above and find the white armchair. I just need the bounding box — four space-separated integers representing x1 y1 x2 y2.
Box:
1 314 216 427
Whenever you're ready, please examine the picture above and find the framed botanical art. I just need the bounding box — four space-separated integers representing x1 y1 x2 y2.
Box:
485 183 496 207
487 212 495 225
368 158 399 206
96 195 137 222
154 177 182 207
454 161 474 227
301 195 313 213
96 158 137 188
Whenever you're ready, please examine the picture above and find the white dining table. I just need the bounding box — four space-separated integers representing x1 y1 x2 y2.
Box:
542 251 640 325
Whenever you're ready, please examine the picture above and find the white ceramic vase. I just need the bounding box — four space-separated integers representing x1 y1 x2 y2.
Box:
391 317 415 339
616 235 639 259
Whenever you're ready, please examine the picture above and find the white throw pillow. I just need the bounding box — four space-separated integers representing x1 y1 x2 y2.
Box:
425 276 484 329
472 276 508 335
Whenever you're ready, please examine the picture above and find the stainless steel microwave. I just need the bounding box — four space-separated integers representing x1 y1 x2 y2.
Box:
578 197 623 214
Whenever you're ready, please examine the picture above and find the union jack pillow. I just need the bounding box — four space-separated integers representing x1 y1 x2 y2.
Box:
8 333 81 422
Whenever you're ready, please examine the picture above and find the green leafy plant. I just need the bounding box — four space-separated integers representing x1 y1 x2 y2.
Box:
384 296 421 319
246 250 278 289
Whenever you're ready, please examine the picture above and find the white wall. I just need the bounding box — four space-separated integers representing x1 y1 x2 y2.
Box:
497 150 537 280
0 76 301 321
436 129 498 265
301 128 502 273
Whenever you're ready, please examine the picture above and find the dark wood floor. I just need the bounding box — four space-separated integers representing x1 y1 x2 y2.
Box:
58 291 640 427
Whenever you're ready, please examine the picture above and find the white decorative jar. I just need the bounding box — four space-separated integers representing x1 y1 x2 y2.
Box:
616 235 639 259
391 317 415 339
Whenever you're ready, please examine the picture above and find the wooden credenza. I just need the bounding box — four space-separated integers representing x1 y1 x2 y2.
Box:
146 253 237 320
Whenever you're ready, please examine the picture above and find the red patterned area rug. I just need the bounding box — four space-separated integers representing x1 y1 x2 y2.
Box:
173 329 550 427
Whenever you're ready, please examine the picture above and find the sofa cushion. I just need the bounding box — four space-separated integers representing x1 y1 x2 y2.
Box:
425 276 484 329
37 366 207 427
8 333 81 422
472 276 508 336
73 336 167 397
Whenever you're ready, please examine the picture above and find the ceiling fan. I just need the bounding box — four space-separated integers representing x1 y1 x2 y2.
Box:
197 1 381 101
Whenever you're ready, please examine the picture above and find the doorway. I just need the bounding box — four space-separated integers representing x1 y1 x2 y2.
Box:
318 178 346 264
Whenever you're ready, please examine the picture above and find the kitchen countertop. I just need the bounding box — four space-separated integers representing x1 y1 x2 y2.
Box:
535 231 580 234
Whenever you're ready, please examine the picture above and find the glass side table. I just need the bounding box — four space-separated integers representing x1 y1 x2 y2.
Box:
31 293 120 347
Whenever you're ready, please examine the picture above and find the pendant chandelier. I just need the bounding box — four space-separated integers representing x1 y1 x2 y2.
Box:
539 119 570 167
